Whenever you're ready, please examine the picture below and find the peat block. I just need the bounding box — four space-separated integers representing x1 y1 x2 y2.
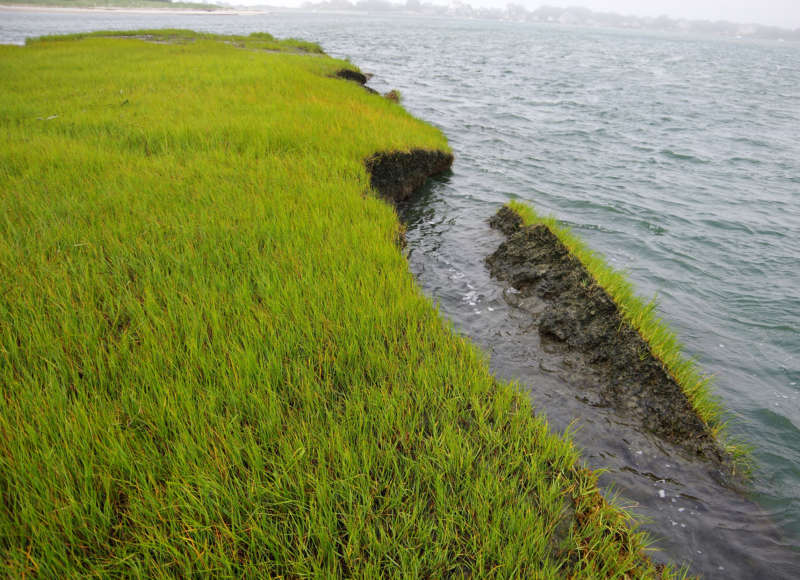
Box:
487 206 726 464
365 149 453 202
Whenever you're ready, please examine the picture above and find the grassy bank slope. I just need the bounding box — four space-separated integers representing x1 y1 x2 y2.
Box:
1 32 667 577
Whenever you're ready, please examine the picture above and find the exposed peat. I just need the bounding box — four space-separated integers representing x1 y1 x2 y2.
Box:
487 206 728 466
365 149 453 202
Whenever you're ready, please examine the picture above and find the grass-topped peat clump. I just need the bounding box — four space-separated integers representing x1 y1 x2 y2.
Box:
1 31 676 577
488 203 742 469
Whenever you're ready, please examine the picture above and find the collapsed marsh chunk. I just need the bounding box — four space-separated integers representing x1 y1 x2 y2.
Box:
334 68 369 85
487 208 727 464
365 149 454 202
384 89 401 103
333 68 379 94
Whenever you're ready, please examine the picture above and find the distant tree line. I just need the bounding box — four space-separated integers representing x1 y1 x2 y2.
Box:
301 1 800 41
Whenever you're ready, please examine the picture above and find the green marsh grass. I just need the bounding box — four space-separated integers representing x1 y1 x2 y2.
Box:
1 31 673 576
25 29 326 54
505 201 743 461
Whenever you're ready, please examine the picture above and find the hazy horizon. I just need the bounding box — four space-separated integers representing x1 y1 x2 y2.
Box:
225 0 800 29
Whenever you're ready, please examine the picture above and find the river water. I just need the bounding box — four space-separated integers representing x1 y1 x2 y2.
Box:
2 9 798 577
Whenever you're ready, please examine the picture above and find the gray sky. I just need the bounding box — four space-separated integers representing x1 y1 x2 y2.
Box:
240 0 800 29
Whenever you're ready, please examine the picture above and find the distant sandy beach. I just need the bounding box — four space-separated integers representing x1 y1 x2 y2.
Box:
0 4 265 15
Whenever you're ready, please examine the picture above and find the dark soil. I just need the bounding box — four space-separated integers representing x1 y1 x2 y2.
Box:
486 206 728 465
335 68 368 84
365 150 454 202
334 69 379 94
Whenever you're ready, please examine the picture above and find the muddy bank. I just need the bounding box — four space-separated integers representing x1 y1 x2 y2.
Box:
486 206 727 466
365 149 453 202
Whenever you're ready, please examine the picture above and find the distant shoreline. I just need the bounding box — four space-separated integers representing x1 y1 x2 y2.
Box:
0 4 265 15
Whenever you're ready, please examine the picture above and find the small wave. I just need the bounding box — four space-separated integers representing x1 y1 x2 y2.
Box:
660 149 710 164
728 316 797 333
727 156 763 166
643 221 667 235
730 136 771 148
495 111 531 124
749 408 800 444
664 56 686 65
698 219 755 234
